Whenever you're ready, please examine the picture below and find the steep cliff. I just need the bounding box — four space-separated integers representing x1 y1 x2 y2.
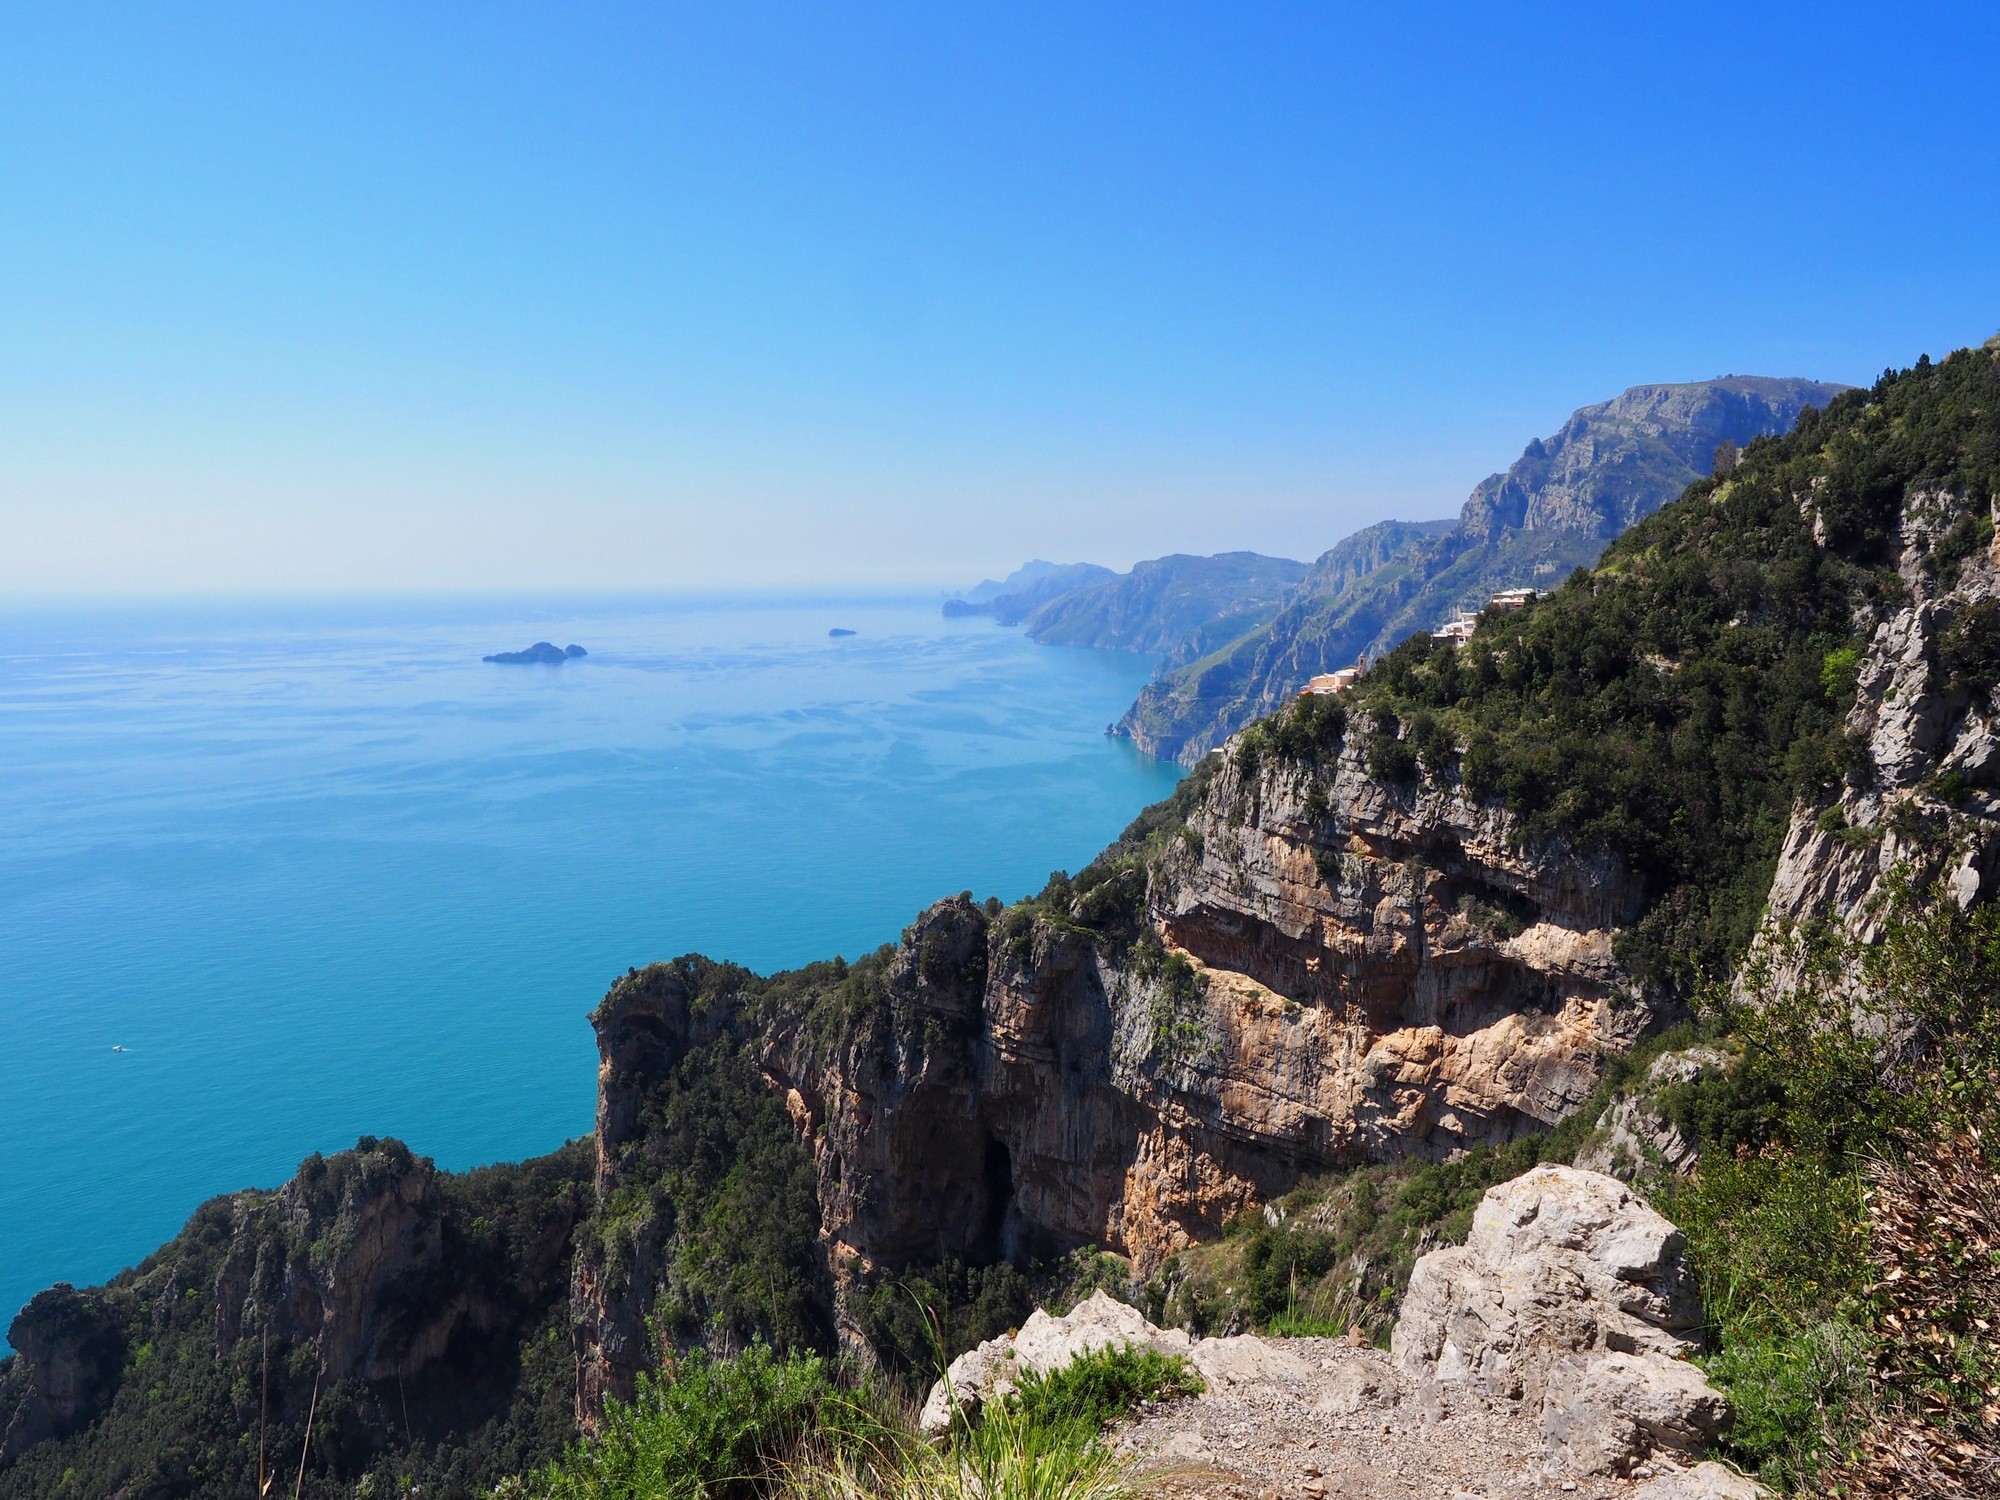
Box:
1121 376 1853 764
1753 485 2000 955
0 1140 589 1498
569 697 1670 1424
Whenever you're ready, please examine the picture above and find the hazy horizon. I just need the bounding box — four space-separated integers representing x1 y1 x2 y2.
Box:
3 5 1995 597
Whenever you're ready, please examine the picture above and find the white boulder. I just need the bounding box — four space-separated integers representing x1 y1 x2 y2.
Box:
1630 1461 1769 1499
1542 1351 1733 1476
1391 1164 1730 1477
917 1288 1318 1433
1187 1333 1313 1388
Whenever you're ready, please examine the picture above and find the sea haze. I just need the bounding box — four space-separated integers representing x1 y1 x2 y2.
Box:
0 594 1182 1337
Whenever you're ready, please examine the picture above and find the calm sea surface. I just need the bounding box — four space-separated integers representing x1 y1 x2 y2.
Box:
0 594 1181 1339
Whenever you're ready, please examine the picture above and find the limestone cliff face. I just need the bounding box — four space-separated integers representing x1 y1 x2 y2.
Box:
0 1137 590 1485
210 1144 453 1388
1754 489 2000 960
1148 749 1648 1182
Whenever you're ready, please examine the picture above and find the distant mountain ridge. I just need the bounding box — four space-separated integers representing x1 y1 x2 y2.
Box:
943 561 1115 622
1117 374 1854 763
1021 551 1308 655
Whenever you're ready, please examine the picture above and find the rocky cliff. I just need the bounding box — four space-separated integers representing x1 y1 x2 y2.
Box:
1751 486 2000 957
0 1140 590 1496
1121 376 1853 764
568 688 1668 1424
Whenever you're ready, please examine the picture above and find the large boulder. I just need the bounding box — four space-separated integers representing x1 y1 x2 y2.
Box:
1392 1164 1730 1477
1541 1351 1733 1476
1630 1461 1768 1499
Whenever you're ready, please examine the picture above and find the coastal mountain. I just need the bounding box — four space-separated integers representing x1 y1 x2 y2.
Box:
952 559 1079 606
942 561 1114 621
6 348 1996 1496
1118 375 1854 762
947 550 1314 659
1017 550 1309 654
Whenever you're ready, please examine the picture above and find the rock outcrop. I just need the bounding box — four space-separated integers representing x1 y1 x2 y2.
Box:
0 1138 591 1489
1393 1165 1729 1477
1572 1046 1730 1181
919 1289 1313 1433
0 1287 124 1464
1751 487 2000 970
210 1141 456 1385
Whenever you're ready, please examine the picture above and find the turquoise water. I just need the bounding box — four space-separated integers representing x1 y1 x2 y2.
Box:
0 594 1180 1340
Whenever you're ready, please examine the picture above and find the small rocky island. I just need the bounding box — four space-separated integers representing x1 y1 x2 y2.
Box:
483 642 587 664
828 627 856 637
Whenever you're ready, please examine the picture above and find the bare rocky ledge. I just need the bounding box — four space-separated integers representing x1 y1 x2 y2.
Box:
928 1167 1759 1500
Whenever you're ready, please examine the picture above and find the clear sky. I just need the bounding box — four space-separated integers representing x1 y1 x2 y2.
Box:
3 3 1996 597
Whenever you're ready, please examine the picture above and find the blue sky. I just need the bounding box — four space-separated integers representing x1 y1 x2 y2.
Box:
2 3 1995 595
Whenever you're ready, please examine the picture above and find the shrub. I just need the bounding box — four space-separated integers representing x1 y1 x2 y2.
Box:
787 1398 1133 1500
532 1346 888 1500
1006 1346 1201 1438
859 1261 1033 1388
1701 1321 1871 1490
1266 692 1348 765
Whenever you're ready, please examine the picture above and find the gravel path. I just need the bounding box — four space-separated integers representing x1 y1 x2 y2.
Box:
1116 1338 1699 1500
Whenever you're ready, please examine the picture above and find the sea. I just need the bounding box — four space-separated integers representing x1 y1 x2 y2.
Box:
0 593 1182 1342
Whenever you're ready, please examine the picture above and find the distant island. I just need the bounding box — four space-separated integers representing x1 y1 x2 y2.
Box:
828 627 856 637
483 642 587 664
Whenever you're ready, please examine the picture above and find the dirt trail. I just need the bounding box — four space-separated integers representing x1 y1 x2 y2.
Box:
1119 1338 1700 1500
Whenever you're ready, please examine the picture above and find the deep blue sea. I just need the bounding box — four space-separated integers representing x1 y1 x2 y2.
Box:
0 594 1180 1341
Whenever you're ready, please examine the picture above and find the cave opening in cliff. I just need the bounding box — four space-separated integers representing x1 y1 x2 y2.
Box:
976 1137 1017 1264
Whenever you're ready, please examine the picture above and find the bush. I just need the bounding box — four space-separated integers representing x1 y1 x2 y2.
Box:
1662 878 2000 1490
532 1346 887 1500
1702 1322 1871 1490
859 1260 1033 1388
1663 1150 1868 1345
1364 713 1419 784
1006 1346 1201 1438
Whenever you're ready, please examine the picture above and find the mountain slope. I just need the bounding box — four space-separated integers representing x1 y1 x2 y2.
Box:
1119 375 1853 763
1019 551 1309 654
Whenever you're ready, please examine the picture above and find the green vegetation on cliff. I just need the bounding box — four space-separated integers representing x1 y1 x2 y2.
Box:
1249 347 2000 989
0 1140 592 1500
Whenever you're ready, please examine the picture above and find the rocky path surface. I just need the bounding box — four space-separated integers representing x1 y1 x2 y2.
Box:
1117 1337 1736 1500
929 1167 1766 1500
